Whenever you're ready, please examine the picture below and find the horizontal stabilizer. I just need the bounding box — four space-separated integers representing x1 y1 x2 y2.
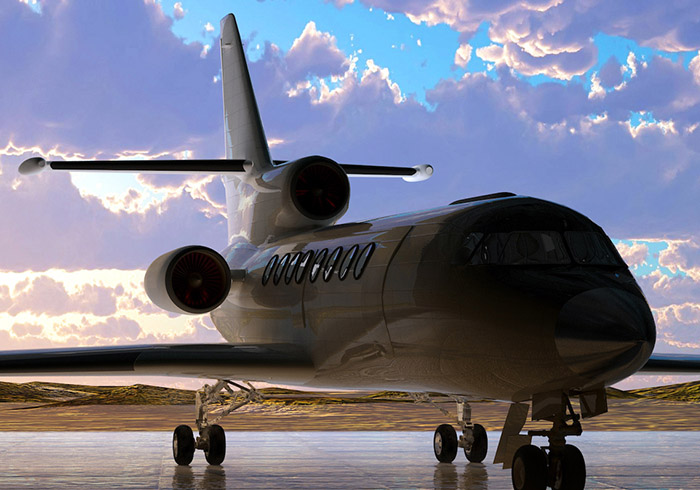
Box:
20 157 433 182
19 157 247 175
272 161 433 182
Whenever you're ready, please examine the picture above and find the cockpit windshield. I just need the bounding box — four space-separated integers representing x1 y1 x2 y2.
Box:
462 230 623 266
563 231 620 266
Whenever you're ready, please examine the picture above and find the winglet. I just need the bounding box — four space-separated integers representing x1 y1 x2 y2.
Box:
220 14 273 174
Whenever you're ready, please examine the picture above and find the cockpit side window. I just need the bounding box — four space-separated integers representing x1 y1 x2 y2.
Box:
564 232 622 266
466 231 570 265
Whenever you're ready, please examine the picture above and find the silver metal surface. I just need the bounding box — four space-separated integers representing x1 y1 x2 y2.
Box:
0 431 697 489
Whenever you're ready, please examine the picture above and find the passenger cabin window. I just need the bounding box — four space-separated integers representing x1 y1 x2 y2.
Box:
564 232 621 266
285 253 301 284
354 243 376 280
274 253 290 285
296 250 314 284
339 245 360 280
310 249 327 282
262 255 278 285
467 231 570 265
324 247 343 281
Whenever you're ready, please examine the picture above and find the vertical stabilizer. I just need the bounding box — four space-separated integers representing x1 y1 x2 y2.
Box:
220 14 272 172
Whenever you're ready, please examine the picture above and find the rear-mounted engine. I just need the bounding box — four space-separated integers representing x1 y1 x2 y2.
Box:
145 246 231 315
289 157 350 221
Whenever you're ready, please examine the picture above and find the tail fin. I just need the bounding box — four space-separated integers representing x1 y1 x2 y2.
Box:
220 14 273 173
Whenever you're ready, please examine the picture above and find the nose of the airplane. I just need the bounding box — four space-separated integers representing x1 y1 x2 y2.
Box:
555 288 655 379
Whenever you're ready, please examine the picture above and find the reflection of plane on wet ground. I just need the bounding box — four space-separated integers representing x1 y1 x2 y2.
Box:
1 431 699 489
12 11 700 490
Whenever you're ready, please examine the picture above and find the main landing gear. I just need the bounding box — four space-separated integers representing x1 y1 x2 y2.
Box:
416 395 488 464
171 379 262 466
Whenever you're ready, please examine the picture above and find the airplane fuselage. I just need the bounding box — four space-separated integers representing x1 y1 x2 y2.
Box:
213 194 656 401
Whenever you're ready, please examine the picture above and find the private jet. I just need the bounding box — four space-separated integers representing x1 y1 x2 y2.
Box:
12 13 699 490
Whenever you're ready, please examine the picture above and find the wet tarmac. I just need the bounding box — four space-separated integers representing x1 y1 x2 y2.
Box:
0 431 698 489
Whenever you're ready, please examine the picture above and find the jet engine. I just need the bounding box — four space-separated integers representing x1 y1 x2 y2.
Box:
274 156 350 230
144 246 231 315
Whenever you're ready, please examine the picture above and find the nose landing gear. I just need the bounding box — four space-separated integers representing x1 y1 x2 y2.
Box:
510 393 587 490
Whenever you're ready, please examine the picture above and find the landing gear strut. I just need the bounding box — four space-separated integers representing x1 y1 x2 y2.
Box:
511 393 587 490
415 394 488 464
171 379 262 466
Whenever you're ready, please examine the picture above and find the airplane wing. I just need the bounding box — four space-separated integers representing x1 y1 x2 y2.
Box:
0 343 314 382
639 353 700 374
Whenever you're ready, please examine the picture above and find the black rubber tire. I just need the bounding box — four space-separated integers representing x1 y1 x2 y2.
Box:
172 425 195 466
550 444 586 490
434 424 458 463
512 444 547 490
202 424 226 465
464 424 488 463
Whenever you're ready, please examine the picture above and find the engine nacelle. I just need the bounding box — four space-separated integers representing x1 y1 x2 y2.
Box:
144 246 231 315
275 156 350 230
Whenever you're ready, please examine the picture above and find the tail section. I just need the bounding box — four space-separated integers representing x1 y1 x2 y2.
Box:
220 14 273 173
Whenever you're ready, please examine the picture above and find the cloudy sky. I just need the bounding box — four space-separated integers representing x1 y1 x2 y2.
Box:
1 0 699 390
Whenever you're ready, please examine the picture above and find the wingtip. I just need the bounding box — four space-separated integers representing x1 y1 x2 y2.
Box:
403 164 434 182
18 157 47 176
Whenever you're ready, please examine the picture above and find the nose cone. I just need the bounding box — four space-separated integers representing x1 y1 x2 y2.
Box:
556 288 655 381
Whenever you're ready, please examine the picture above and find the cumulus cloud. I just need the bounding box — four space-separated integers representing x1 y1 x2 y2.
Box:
599 57 624 88
285 21 350 81
454 43 472 68
659 239 700 276
655 303 700 349
362 1 700 80
8 275 118 316
0 1 221 158
173 2 185 20
691 54 700 85
615 242 649 267
328 0 354 8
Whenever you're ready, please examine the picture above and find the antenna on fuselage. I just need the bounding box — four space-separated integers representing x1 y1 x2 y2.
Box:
220 14 273 175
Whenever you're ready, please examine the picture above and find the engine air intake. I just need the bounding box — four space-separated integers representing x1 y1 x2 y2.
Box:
169 249 230 313
291 159 350 221
145 246 231 315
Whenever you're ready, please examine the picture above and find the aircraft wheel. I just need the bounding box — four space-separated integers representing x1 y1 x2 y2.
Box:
202 424 226 465
512 444 547 490
172 425 195 465
434 424 458 463
464 423 488 463
550 444 586 490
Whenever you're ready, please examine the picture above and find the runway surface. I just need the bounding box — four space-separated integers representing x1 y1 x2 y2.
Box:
0 431 698 489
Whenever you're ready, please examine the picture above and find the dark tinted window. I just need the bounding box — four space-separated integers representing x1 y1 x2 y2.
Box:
470 231 569 265
565 232 622 266
353 243 376 280
285 253 301 284
310 249 328 283
460 232 484 263
324 247 343 281
274 253 290 285
296 251 314 284
339 245 360 280
262 255 278 285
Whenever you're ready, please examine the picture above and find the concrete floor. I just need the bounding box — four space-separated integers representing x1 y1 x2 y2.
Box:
0 431 698 489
